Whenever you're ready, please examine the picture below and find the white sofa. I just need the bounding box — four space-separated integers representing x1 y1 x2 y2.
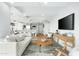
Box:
17 37 31 56
0 37 31 56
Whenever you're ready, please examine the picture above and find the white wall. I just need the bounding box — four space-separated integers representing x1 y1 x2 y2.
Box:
0 3 10 38
49 19 58 33
43 22 50 34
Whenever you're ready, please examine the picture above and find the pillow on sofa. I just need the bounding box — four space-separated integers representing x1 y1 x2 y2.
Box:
6 35 16 42
15 34 25 42
6 34 26 42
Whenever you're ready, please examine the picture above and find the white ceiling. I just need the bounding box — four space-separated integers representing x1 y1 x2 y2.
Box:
13 2 69 16
9 2 79 23
13 2 79 16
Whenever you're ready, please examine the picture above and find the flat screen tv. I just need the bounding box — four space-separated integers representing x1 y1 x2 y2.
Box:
58 13 74 30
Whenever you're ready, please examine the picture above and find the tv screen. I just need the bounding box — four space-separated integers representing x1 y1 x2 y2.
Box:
58 13 74 30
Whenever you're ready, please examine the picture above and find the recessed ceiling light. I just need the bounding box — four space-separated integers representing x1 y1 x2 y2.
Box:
10 2 15 4
43 2 48 5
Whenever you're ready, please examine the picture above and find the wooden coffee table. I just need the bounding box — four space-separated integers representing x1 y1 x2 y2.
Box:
32 39 53 46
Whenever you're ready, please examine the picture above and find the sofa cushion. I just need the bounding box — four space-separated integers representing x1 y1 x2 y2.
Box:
6 34 26 42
